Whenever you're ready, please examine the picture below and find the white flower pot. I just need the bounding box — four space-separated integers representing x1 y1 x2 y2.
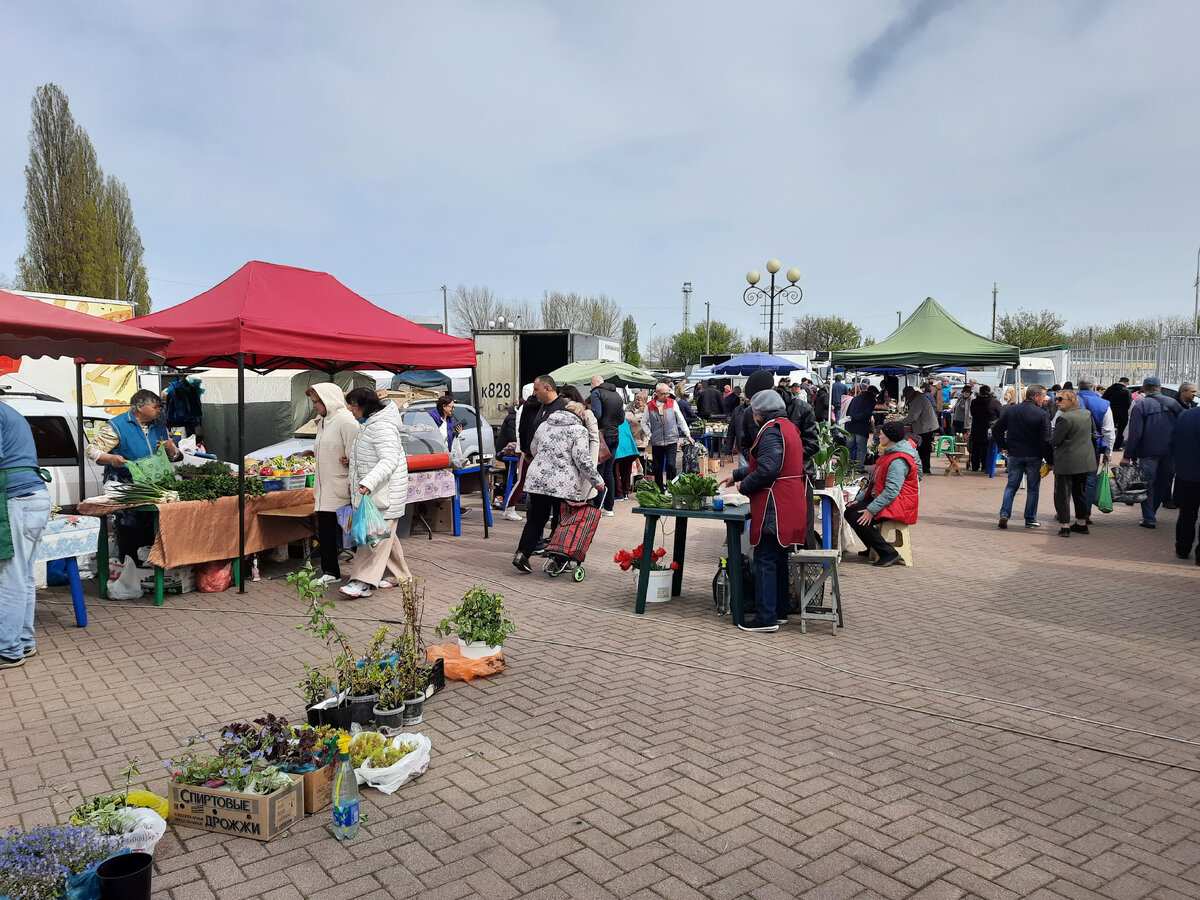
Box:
645 568 673 603
458 638 503 658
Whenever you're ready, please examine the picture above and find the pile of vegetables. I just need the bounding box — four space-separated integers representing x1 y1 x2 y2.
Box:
348 732 417 769
176 460 233 477
251 454 316 477
635 481 672 508
672 473 719 497
105 473 266 505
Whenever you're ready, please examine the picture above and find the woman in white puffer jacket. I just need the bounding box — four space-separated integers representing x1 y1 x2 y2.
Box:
341 388 411 598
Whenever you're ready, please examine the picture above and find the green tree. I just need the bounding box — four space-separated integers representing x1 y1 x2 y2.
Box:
1067 315 1196 344
663 321 744 369
778 315 866 351
995 308 1068 348
16 83 152 314
747 335 768 352
620 315 641 366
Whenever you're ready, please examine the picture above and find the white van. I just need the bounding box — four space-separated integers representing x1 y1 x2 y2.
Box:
0 393 108 508
999 356 1058 402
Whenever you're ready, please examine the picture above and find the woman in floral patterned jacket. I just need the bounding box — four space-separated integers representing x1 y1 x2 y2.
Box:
512 409 604 573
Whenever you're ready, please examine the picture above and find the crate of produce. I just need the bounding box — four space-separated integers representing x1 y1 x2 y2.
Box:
280 474 308 490
261 478 284 492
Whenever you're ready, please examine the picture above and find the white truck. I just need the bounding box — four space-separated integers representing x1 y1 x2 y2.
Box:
997 355 1060 402
472 329 621 424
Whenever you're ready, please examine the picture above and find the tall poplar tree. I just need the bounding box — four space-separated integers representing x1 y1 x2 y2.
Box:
16 84 151 314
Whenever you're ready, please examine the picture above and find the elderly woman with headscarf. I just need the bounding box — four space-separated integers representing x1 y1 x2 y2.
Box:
512 406 605 573
305 384 360 585
339 387 411 598
720 389 806 634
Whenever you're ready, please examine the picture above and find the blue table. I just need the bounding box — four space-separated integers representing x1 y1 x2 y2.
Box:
452 465 493 536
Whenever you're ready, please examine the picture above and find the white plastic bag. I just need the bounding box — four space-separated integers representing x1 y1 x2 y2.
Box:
108 555 145 600
449 433 470 469
355 732 432 795
111 807 167 855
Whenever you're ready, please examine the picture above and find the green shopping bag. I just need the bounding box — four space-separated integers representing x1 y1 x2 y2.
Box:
126 442 175 484
1096 460 1114 514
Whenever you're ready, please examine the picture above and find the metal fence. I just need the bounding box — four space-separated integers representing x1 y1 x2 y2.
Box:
1067 333 1200 386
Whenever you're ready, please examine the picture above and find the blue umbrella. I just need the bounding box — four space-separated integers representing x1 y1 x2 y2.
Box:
712 352 806 375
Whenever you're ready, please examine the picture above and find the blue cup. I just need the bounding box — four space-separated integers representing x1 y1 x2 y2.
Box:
712 497 724 511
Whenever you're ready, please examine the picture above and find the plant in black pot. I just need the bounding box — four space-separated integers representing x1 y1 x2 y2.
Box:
390 631 424 726
372 673 406 730
289 563 355 726
299 664 335 726
435 585 516 659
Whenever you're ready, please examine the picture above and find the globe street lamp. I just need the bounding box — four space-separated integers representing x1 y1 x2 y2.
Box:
744 258 802 355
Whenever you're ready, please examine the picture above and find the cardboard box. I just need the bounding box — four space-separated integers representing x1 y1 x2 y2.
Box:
302 763 336 814
417 498 454 533
168 774 303 841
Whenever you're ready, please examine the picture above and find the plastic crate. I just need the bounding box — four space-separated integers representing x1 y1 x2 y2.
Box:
419 657 445 698
280 474 308 490
261 478 284 492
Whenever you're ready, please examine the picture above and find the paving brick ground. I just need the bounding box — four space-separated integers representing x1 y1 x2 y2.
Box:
4 452 1200 899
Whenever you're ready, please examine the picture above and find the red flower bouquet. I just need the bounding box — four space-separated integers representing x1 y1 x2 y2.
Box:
613 544 678 573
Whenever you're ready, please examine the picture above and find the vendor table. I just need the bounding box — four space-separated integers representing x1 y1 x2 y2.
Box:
451 465 493 536
34 515 101 627
79 489 316 605
631 505 751 625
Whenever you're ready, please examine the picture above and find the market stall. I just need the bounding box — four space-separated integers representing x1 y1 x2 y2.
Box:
133 262 480 590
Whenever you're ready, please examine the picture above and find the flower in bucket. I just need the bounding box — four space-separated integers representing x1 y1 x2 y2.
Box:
613 544 678 572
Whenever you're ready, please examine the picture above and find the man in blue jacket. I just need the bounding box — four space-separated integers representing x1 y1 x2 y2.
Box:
1121 376 1182 528
991 384 1052 528
1173 404 1200 562
1076 376 1116 519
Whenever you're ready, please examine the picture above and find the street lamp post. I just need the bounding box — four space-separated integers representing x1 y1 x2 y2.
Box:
1193 246 1199 334
744 259 802 355
647 322 657 367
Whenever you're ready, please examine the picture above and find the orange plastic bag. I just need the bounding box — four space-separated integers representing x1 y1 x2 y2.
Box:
194 560 232 592
427 643 505 681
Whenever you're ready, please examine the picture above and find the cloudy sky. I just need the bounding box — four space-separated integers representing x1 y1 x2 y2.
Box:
2 0 1198 346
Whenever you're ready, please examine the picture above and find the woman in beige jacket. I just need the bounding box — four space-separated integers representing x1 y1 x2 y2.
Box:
307 384 359 584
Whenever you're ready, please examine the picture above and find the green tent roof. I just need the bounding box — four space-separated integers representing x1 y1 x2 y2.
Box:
548 358 660 388
831 297 1020 369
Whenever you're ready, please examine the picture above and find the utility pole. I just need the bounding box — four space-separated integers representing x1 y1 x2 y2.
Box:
896 310 902 328
682 282 692 331
992 282 998 341
705 301 712 354
1193 247 1199 334
441 285 448 334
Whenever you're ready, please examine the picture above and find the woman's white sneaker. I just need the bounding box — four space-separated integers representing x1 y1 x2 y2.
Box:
315 573 341 585
339 579 373 598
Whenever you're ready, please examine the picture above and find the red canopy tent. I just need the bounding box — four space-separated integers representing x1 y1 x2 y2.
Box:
0 288 175 503
134 261 476 372
133 262 485 587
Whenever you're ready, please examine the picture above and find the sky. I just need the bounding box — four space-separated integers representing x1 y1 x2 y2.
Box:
2 0 1199 349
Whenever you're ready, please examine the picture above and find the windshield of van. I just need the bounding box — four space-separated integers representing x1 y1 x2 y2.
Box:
1003 368 1056 387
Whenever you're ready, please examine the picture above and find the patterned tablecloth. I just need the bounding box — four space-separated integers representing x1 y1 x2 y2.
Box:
34 515 102 563
406 468 456 505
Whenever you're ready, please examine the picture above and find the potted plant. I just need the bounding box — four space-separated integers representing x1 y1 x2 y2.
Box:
299 664 335 726
0 825 120 900
813 421 854 487
289 563 354 726
372 673 407 730
388 631 425 725
613 544 678 603
436 586 516 658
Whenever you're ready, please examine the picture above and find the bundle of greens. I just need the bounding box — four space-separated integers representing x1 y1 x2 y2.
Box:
673 473 719 497
176 460 234 476
104 481 179 505
169 473 266 502
635 480 672 508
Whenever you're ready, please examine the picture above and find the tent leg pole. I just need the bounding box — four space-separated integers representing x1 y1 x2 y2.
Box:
76 361 85 509
472 371 488 540
238 353 246 593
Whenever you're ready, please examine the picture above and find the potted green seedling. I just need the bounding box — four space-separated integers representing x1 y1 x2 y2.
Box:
436 586 516 658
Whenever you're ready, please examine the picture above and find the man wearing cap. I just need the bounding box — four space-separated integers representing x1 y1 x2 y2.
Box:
1121 376 1182 528
721 389 806 632
845 384 879 471
643 382 695 490
845 421 920 567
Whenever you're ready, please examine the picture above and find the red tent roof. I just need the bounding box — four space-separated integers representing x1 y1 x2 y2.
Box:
134 261 477 372
0 289 172 364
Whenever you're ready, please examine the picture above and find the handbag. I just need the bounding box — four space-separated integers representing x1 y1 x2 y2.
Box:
598 440 612 465
1096 460 1114 514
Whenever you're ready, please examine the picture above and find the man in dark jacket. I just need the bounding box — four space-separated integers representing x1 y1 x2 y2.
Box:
1122 376 1182 528
968 385 1002 472
1102 377 1132 450
845 385 878 470
697 379 725 419
813 384 830 424
723 385 742 416
1173 405 1200 562
740 370 777 467
589 376 625 514
992 384 1053 528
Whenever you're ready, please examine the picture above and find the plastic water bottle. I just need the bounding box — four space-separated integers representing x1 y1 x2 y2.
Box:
713 557 731 616
332 736 360 840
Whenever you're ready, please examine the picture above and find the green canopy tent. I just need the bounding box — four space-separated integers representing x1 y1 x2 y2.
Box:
831 297 1019 369
548 359 660 389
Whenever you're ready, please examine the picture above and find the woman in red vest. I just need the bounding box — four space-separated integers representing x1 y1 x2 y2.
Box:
720 389 807 633
847 421 920 566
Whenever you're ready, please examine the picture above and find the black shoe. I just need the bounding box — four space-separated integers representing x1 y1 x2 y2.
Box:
1025 521 1042 528
0 656 25 671
857 549 871 558
1176 551 1190 560
1070 524 1089 534
1139 522 1157 529
1058 527 1071 537
1085 518 1093 525
737 619 779 633
998 516 1009 529
512 553 532 574
1162 501 1178 510
873 552 901 567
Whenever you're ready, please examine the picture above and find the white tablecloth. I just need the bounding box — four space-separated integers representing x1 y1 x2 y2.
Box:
34 515 101 563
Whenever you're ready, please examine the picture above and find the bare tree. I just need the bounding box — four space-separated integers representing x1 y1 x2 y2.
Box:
540 290 622 336
496 298 541 330
645 335 674 369
449 284 500 334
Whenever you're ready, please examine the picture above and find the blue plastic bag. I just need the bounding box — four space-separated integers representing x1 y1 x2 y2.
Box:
350 495 389 548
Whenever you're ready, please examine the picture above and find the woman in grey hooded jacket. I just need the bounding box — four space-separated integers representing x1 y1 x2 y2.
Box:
306 383 359 584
